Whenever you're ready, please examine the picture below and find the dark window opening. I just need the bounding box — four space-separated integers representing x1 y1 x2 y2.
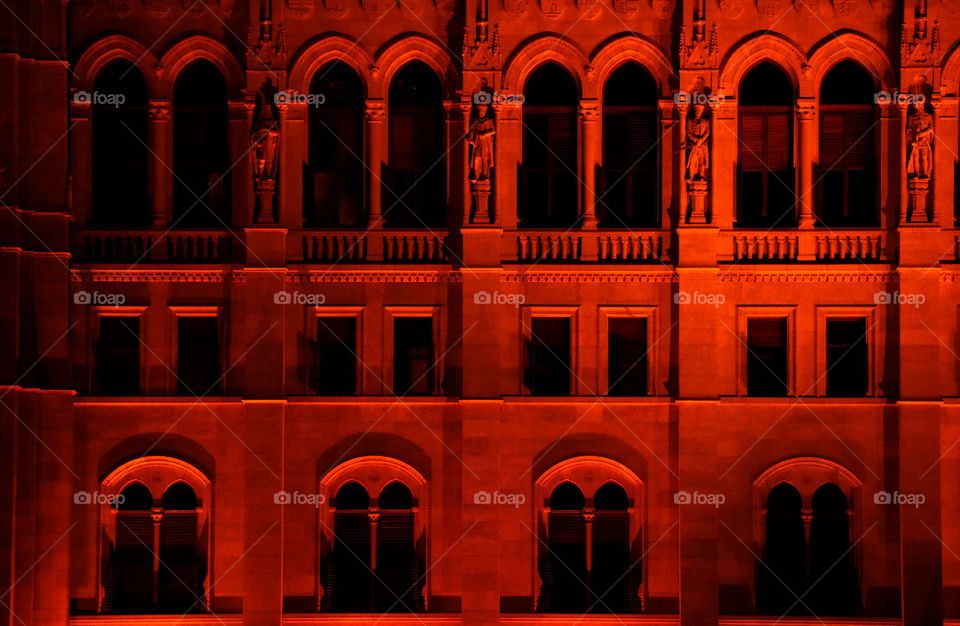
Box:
809 484 860 616
591 483 633 613
816 61 878 227
376 483 422 612
738 63 795 227
608 318 648 396
747 318 788 396
826 319 868 397
91 60 150 227
521 63 579 228
541 483 587 612
97 317 140 395
330 483 372 612
173 61 231 227
306 62 365 226
313 317 357 396
599 63 658 227
394 317 434 395
177 317 221 396
385 62 445 228
759 483 805 615
527 317 572 396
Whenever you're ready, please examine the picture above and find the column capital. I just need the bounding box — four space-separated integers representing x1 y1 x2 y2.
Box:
578 101 600 121
795 98 817 120
148 99 170 122
493 99 522 120
364 100 386 121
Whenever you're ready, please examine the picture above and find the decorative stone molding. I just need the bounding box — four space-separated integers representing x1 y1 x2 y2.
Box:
502 35 588 94
71 270 234 283
718 34 806 94
291 270 459 283
720 271 897 282
288 36 375 95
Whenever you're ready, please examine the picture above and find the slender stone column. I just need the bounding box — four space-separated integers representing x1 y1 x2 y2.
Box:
677 100 689 224
364 100 386 228
580 101 600 229
796 98 817 229
898 99 910 224
148 100 172 227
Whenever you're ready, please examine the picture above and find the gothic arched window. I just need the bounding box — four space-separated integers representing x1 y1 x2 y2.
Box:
173 60 231 227
759 482 805 615
738 62 795 227
816 61 878 226
536 457 643 614
320 457 427 613
599 63 658 227
99 457 210 614
385 62 445 227
91 59 149 227
306 61 364 226
809 483 859 615
521 63 579 228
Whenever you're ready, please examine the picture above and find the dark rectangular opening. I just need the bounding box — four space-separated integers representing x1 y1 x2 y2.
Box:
608 318 648 396
314 317 357 396
98 317 140 395
394 317 434 396
826 318 868 397
528 317 572 396
747 318 789 397
177 317 221 396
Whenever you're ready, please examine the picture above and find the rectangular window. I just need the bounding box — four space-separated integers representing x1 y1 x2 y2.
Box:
527 317 572 396
826 318 868 397
738 110 795 226
98 317 140 395
747 318 788 396
608 318 647 396
177 317 221 396
393 317 434 396
314 316 357 396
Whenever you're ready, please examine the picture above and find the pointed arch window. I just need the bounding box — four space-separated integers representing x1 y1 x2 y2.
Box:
306 62 364 226
816 61 878 226
91 60 150 227
738 63 796 227
536 458 643 614
599 63 659 227
385 62 446 227
521 63 579 228
173 61 231 227
99 458 210 615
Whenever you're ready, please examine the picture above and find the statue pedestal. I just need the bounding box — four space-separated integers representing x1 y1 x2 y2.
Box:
687 179 708 224
907 177 930 224
470 179 492 225
254 181 276 224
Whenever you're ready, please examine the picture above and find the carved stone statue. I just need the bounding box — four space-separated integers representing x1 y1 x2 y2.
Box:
906 102 933 180
684 104 710 181
251 79 281 222
467 101 496 181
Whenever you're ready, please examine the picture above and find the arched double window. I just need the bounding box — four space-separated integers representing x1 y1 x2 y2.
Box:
816 61 878 226
738 62 796 227
91 59 150 227
320 457 427 613
536 457 642 614
754 460 861 617
385 62 446 228
521 63 579 228
99 457 210 614
598 63 659 227
305 61 365 226
172 61 231 227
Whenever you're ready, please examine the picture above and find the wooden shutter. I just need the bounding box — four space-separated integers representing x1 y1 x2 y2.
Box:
765 113 791 171
549 114 577 165
842 110 873 169
820 112 846 166
160 512 198 546
117 512 153 546
740 112 765 170
628 111 656 166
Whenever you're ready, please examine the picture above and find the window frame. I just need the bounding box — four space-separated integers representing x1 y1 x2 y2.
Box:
816 306 877 398
169 306 223 397
91 306 148 396
521 306 579 396
383 306 443 397
737 306 796 397
599 306 657 397
311 306 364 396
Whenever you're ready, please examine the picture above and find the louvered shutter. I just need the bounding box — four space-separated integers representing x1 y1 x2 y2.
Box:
592 511 631 612
740 112 765 170
117 512 153 547
160 512 197 546
629 111 656 168
550 114 577 166
765 113 791 171
842 110 873 169
820 112 846 167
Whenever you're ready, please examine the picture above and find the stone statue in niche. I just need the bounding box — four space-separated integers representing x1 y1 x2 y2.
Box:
906 101 933 179
251 78 281 222
467 94 496 182
684 103 710 181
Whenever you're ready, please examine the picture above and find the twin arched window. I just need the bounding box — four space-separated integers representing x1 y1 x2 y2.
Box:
759 481 860 616
322 477 425 613
107 480 205 613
